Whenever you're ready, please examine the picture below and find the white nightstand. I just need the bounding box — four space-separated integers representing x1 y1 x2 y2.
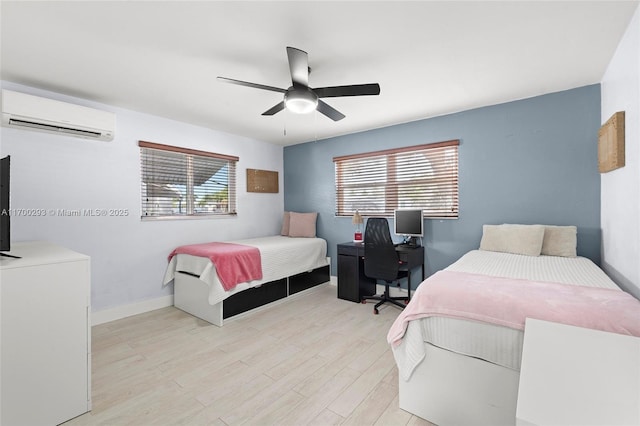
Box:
516 318 640 426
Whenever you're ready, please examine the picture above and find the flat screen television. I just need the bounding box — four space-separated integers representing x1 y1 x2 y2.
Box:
1 155 10 252
394 208 423 246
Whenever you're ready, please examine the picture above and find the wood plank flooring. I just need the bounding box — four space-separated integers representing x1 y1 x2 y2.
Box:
64 283 435 426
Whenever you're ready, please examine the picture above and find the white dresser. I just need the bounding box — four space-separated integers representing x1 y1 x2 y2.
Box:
1 241 91 426
517 318 640 426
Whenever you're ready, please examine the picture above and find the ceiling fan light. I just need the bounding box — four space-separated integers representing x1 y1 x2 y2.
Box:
284 89 318 114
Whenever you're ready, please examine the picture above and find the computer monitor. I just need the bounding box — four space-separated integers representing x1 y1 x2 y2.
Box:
394 208 423 246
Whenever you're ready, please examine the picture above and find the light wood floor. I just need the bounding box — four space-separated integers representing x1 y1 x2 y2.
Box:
65 283 435 426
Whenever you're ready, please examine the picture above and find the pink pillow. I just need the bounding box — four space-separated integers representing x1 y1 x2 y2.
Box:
280 211 290 236
288 212 317 238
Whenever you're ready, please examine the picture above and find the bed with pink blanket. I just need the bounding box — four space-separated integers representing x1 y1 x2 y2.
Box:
163 236 329 326
389 228 640 425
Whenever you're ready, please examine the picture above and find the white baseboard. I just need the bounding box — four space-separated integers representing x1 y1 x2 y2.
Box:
91 295 174 326
330 275 337 286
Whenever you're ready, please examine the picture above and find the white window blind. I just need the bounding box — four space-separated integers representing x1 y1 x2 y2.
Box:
139 141 237 219
334 140 459 218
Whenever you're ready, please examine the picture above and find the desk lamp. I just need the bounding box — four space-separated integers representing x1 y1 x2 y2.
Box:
352 210 364 243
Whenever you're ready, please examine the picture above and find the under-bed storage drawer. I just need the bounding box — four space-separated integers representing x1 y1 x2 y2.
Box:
289 265 330 295
223 278 287 319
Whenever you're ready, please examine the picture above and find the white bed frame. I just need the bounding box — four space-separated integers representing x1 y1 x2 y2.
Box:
399 343 520 425
173 265 329 327
174 272 226 326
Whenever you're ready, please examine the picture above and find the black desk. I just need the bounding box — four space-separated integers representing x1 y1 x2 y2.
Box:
337 242 425 303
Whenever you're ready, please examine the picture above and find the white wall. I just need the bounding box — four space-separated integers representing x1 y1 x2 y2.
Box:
0 81 284 313
601 5 640 298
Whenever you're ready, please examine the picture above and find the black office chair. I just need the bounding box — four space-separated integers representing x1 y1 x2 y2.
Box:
361 217 410 314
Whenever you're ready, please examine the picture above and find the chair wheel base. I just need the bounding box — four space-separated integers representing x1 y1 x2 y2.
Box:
373 308 379 315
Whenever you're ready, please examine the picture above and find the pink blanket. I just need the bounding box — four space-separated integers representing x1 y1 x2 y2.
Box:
388 270 640 346
168 242 262 291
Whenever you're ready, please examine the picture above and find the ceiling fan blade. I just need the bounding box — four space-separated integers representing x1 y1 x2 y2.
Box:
317 100 345 121
314 83 381 98
286 47 309 87
262 101 285 116
217 76 286 93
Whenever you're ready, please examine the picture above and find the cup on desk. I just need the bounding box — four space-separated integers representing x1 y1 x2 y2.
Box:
354 232 363 243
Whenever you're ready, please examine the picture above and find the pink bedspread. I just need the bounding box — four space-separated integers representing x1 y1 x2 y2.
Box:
388 270 640 346
168 242 262 291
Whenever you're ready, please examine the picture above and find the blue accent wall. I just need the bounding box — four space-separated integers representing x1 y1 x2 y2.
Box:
284 85 601 285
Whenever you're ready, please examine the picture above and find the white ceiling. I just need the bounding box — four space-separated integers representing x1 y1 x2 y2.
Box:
1 1 638 146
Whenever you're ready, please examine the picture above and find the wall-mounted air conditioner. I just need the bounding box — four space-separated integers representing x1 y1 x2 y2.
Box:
1 89 115 141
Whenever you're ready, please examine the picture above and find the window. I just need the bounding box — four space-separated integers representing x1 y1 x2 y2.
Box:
139 141 237 219
334 140 459 218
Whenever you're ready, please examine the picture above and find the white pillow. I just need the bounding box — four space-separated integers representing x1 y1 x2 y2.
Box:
479 224 545 256
540 225 577 257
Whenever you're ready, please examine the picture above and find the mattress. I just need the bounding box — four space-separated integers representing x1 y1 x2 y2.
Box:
404 250 620 374
163 236 328 305
446 250 618 289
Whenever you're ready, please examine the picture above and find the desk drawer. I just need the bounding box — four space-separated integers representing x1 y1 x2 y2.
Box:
337 244 360 257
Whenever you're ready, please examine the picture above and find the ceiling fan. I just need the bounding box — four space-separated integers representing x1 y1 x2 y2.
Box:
217 47 380 121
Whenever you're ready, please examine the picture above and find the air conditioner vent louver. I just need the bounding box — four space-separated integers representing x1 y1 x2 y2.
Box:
8 118 103 138
1 89 115 141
